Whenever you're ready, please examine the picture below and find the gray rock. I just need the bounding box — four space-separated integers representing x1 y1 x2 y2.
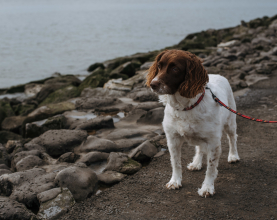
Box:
37 188 75 220
1 116 26 133
26 101 75 123
16 155 45 172
37 187 62 203
79 152 109 165
0 196 37 220
11 150 42 171
57 152 79 163
128 90 159 102
25 114 66 138
105 152 141 174
23 143 46 153
27 129 88 157
0 131 23 144
79 136 118 153
95 102 133 113
81 87 126 98
114 139 145 152
134 102 164 111
105 128 149 141
0 168 56 208
54 165 98 202
25 83 44 97
75 97 117 110
119 109 147 123
129 140 158 162
97 171 126 185
140 61 154 70
74 116 114 131
110 61 136 77
137 107 164 125
0 169 11 176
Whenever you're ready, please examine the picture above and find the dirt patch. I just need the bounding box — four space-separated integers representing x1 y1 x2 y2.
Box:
61 74 277 219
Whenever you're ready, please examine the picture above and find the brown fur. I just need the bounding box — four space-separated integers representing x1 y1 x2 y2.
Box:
146 50 209 98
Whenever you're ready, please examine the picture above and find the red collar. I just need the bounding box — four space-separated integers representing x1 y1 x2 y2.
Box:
183 89 205 111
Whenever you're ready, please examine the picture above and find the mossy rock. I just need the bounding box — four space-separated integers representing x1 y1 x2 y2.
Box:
110 61 136 78
0 131 23 144
37 188 75 220
0 99 15 117
121 158 141 174
6 84 26 94
78 68 110 92
44 75 81 87
39 85 81 106
103 52 156 69
180 40 205 50
13 103 36 116
87 62 105 72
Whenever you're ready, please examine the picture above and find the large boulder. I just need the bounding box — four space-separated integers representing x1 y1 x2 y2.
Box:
105 128 149 141
26 101 75 123
81 87 126 98
128 90 159 102
75 97 117 110
105 152 141 174
11 150 43 171
134 102 164 111
0 196 37 220
39 85 81 106
1 116 26 133
0 131 23 144
74 116 114 131
16 155 45 172
79 136 118 153
25 114 66 138
128 140 158 162
78 68 110 92
110 61 136 78
54 164 98 202
78 152 109 165
37 187 75 220
0 168 56 208
114 139 145 152
137 107 164 124
27 129 88 157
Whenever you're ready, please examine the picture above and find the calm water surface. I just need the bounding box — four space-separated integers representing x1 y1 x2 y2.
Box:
0 0 277 88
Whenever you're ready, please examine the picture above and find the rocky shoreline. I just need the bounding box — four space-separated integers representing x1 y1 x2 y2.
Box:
0 14 277 220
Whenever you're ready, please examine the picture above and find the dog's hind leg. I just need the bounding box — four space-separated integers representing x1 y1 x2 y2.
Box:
225 116 240 163
166 133 184 190
198 144 221 197
187 145 204 171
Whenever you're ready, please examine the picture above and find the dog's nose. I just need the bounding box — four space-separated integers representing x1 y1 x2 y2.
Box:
150 80 160 91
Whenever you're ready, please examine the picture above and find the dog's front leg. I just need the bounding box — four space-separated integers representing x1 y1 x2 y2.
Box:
198 143 221 197
166 133 184 189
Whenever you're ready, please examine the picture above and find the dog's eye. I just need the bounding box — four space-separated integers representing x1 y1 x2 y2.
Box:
172 67 179 72
157 64 161 69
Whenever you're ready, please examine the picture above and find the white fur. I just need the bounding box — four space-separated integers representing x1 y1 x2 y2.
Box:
161 74 240 197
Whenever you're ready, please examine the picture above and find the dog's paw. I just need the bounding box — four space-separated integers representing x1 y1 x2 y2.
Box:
187 162 202 171
166 179 182 190
228 154 240 163
198 184 215 198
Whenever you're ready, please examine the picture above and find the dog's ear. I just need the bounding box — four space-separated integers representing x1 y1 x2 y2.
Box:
146 51 167 87
178 54 209 98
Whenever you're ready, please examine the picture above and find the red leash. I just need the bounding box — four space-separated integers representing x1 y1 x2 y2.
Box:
206 87 277 123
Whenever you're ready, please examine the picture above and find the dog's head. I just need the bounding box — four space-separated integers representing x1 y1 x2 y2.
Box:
146 50 208 98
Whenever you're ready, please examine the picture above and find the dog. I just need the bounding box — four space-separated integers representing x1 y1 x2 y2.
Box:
146 49 240 197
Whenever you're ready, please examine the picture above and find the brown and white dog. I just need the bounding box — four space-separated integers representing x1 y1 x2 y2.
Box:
146 50 240 197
